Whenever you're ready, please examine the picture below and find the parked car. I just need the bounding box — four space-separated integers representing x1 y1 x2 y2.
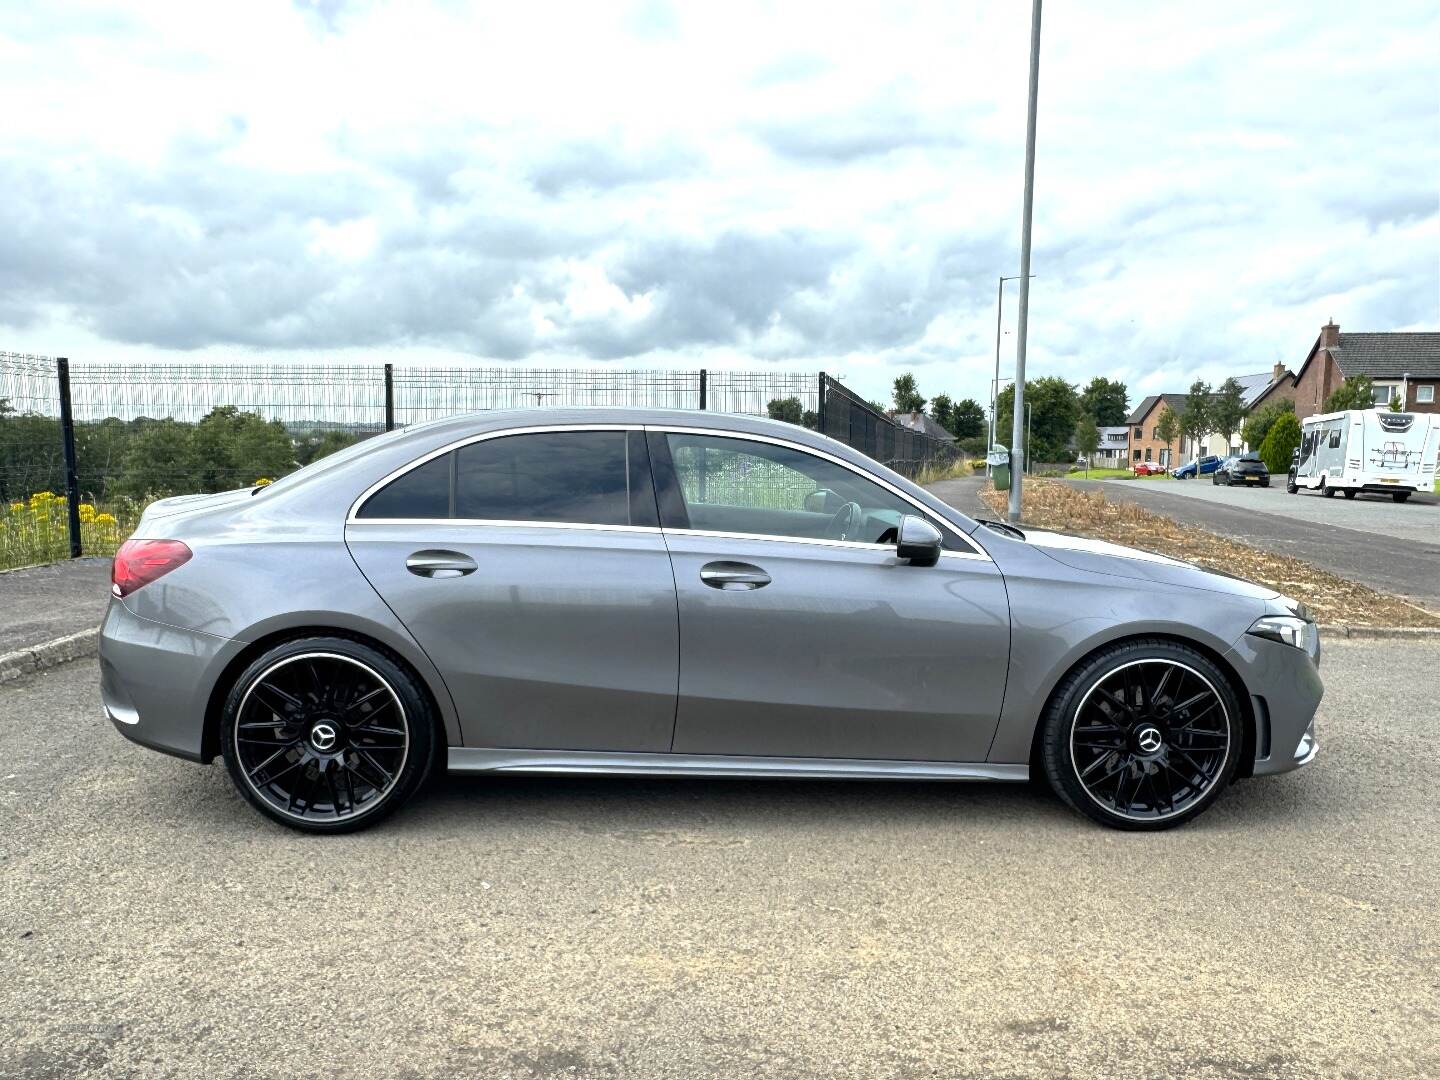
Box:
1133 461 1167 476
1171 455 1222 479
1214 453 1270 487
102 409 1322 834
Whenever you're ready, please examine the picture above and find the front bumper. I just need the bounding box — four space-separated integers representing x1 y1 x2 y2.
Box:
1224 631 1324 777
100 598 243 763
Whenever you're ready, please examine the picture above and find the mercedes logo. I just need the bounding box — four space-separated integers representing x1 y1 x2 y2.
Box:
1136 726 1163 753
310 721 338 752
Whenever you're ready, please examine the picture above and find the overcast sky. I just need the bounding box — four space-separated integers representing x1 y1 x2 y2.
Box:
2 0 1437 409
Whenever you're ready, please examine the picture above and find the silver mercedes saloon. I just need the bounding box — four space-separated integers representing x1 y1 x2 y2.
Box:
100 408 1322 833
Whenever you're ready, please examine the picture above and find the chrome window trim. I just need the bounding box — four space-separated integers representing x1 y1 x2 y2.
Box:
344 420 987 562
345 424 642 524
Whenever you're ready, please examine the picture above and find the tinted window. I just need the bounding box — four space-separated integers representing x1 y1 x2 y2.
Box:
357 452 451 518
664 432 926 545
455 431 632 526
1328 430 1341 449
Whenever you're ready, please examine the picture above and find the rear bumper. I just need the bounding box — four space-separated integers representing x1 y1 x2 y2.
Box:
1224 632 1324 777
99 598 243 763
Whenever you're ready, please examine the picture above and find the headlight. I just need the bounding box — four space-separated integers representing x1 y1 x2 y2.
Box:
1248 614 1312 650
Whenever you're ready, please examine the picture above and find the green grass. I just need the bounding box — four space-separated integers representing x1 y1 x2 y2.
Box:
1068 467 1172 481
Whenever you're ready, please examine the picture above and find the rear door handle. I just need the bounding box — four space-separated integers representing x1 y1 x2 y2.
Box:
700 561 771 591
406 550 478 579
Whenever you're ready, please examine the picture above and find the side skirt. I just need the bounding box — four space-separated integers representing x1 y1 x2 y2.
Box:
447 748 1028 783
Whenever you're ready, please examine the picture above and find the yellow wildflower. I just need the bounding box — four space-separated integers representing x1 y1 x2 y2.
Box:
254 477 273 487
94 513 118 528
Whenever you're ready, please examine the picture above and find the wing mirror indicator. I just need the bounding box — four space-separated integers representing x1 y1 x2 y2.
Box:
896 515 942 567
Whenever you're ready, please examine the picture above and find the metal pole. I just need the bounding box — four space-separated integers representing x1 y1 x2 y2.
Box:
816 372 827 435
383 363 395 432
990 276 1004 475
1008 0 1043 523
1026 402 1033 473
56 357 83 558
699 368 707 411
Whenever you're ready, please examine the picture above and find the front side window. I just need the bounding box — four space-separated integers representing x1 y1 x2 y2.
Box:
1328 430 1341 449
357 430 654 526
663 433 929 545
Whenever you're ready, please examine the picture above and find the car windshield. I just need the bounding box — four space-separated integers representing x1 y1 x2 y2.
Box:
1240 452 1261 462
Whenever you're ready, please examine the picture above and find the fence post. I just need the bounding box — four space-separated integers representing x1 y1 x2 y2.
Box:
816 372 826 434
56 357 83 559
698 369 707 410
383 363 395 431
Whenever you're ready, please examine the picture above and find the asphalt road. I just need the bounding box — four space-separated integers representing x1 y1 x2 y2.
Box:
3 645 1437 1079
0 557 111 655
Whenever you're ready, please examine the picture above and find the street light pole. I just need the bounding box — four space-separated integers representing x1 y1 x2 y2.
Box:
1007 0 1043 523
988 274 1034 478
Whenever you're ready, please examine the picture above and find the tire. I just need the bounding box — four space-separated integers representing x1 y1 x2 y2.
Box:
1260 479 1270 488
1040 638 1243 831
220 636 439 834
1393 491 1411 503
1287 473 1298 494
1343 489 1356 499
1321 478 1335 498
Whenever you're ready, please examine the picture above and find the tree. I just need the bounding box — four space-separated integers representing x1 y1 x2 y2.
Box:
949 398 985 440
892 373 926 414
1210 377 1246 454
1078 377 1130 427
1388 391 1403 412
1241 398 1294 451
767 396 804 425
0 396 12 415
192 406 294 490
1179 380 1212 459
928 393 953 433
993 377 1081 465
1074 413 1100 473
1155 407 1181 467
1323 375 1374 413
1259 411 1302 474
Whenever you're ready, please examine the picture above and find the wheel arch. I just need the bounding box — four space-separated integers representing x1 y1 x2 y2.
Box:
201 624 455 763
1025 631 1257 780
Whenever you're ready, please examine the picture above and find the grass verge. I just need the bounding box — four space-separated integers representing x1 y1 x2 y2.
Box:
980 479 1440 628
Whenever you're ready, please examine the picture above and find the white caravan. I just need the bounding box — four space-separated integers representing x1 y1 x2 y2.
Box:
1289 409 1440 501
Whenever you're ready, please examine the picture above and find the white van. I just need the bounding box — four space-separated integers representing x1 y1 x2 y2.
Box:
1289 409 1440 502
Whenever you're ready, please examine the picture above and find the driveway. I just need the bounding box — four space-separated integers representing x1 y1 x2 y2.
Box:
2 644 1437 1079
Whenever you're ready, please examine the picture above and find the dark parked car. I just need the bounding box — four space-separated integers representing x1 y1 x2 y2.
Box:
1171 455 1222 479
1214 453 1270 487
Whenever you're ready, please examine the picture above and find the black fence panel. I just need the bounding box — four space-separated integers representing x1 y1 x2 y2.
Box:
2 353 958 568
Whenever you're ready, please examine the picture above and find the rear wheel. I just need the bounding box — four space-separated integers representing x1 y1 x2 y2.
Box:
1321 477 1335 498
1393 490 1411 503
1040 639 1243 831
1286 474 1298 494
220 637 437 833
1343 489 1356 499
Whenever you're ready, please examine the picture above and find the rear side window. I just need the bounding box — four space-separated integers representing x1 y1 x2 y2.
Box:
356 430 654 526
356 453 451 518
456 431 631 525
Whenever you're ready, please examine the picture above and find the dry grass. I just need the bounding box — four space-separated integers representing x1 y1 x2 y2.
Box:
981 479 1440 628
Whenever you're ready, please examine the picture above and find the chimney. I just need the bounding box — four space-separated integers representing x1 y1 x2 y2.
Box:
1319 319 1340 350
1271 361 1287 384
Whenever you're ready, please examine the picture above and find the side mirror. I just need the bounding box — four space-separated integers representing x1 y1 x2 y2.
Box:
896 515 943 567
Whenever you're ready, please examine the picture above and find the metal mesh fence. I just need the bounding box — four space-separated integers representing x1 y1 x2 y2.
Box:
2 353 958 567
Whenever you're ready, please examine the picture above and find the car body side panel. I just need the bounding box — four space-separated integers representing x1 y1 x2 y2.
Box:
665 535 1011 762
980 535 1268 764
345 522 679 752
115 518 464 749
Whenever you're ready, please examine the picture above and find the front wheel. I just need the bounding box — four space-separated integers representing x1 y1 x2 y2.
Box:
1343 489 1356 499
1040 640 1243 831
220 637 438 833
1393 490 1411 503
1287 473 1298 494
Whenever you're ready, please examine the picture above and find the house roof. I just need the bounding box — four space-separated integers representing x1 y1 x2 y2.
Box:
1332 333 1440 379
1231 372 1274 408
891 410 956 441
1126 394 1188 425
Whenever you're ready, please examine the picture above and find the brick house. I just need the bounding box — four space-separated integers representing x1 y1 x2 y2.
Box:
1126 394 1188 467
1248 321 1440 420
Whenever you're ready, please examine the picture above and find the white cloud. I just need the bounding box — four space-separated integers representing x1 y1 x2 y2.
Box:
0 0 1435 409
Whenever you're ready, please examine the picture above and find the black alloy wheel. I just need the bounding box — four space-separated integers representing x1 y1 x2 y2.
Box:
1041 641 1242 830
221 637 437 833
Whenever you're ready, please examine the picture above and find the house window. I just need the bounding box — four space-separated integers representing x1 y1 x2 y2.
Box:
1152 428 1160 440
1134 427 1143 439
1371 383 1398 406
1133 449 1141 461
1418 384 1435 404
1145 448 1153 461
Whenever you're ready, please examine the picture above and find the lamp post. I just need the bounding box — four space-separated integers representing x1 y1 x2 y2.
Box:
989 275 1033 476
1007 0 1043 523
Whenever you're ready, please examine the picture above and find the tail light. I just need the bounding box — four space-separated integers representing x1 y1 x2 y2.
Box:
112 540 192 598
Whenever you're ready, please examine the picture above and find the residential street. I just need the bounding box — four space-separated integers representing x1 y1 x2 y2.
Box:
929 475 1440 613
2 642 1437 1080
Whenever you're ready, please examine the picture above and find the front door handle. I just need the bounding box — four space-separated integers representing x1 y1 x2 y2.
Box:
700 561 771 591
406 550 478 579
